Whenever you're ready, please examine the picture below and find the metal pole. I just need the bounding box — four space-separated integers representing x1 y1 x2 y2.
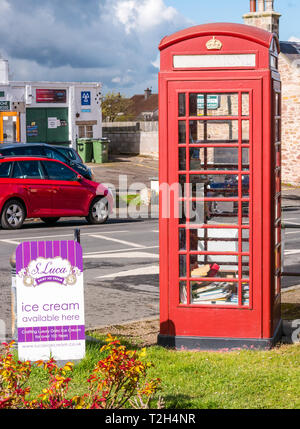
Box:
74 228 81 244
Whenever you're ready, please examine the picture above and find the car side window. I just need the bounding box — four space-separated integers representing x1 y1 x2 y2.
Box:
42 160 77 181
12 160 44 179
0 161 13 178
44 147 67 163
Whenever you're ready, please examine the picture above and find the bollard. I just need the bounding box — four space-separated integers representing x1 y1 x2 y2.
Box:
9 251 17 345
74 228 81 244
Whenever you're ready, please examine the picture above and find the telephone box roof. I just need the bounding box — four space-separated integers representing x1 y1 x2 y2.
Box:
159 22 279 52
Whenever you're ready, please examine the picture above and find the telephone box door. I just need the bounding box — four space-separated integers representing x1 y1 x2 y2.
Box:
167 78 264 339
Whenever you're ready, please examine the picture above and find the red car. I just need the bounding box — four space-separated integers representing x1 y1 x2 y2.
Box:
0 156 113 229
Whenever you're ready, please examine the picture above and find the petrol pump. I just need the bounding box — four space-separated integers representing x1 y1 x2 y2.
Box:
158 23 282 349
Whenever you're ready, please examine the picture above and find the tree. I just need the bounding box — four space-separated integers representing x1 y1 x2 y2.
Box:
101 91 134 122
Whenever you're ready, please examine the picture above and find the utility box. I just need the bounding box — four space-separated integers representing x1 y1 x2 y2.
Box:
157 23 282 350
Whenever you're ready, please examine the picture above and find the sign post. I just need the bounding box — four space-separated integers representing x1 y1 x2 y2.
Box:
16 240 85 362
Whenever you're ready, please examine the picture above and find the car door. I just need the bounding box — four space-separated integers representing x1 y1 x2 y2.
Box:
41 160 92 216
12 160 54 217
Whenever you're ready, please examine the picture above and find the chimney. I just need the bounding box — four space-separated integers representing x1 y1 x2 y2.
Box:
144 88 152 100
0 58 9 84
257 0 265 12
243 0 281 39
250 0 256 12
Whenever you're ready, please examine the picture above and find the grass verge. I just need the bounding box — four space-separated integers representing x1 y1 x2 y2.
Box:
17 317 300 409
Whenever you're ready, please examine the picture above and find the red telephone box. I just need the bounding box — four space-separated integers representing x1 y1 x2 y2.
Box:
158 23 282 349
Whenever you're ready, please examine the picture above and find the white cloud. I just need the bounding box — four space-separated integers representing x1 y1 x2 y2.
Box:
0 0 191 95
289 36 300 42
114 0 179 33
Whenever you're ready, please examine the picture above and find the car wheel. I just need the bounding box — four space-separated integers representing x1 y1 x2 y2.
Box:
86 197 109 224
1 199 26 230
40 217 60 226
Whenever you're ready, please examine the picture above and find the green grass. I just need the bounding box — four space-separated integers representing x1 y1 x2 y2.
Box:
117 193 141 207
20 336 300 409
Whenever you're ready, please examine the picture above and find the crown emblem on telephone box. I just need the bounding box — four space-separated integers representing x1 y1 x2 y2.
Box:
206 36 223 50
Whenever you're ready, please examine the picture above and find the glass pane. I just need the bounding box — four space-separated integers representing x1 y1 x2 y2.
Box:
242 175 250 198
242 148 249 170
242 282 250 305
42 160 77 181
178 121 186 144
242 93 249 116
190 228 239 254
191 280 239 305
190 147 239 171
178 93 186 117
275 119 280 142
275 93 280 116
179 255 187 277
242 256 250 279
190 253 239 277
179 281 187 304
242 120 249 144
191 174 239 198
242 229 250 253
190 120 239 143
3 116 17 142
242 202 249 225
179 148 186 171
189 93 239 117
0 161 12 178
17 160 44 179
179 174 186 195
179 228 186 250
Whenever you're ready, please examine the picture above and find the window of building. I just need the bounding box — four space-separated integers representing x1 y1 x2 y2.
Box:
78 125 93 138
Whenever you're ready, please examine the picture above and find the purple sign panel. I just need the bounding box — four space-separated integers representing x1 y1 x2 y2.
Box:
16 241 85 362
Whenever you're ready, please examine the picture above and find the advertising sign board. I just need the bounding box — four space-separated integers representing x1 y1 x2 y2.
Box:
16 240 85 361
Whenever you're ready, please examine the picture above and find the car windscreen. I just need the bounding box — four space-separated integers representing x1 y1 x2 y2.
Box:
0 161 13 178
44 147 68 163
55 147 81 162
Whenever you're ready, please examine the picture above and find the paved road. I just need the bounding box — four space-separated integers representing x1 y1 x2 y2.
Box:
0 202 300 341
0 217 160 340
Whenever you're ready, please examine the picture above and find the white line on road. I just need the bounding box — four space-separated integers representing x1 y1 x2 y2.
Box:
89 234 144 248
84 245 159 255
83 251 159 259
0 239 21 245
284 249 300 255
97 264 159 279
0 230 132 243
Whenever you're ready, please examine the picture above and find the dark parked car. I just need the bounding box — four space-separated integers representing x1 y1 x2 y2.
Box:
0 143 93 180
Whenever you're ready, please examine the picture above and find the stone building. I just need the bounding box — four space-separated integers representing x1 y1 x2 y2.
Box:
243 0 300 185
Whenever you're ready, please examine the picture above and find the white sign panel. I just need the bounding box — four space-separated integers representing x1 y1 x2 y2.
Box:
16 241 85 362
173 54 256 69
48 117 58 129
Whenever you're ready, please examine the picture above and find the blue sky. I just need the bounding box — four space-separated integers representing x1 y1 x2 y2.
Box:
0 0 298 96
164 0 300 41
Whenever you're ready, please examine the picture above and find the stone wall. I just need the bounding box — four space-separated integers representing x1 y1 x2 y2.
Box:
279 54 300 185
102 121 158 157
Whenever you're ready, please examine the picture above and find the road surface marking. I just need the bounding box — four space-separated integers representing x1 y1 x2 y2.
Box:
89 234 144 248
84 245 159 255
0 239 21 245
285 230 300 235
97 264 159 279
83 251 159 259
0 230 132 241
284 249 300 255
